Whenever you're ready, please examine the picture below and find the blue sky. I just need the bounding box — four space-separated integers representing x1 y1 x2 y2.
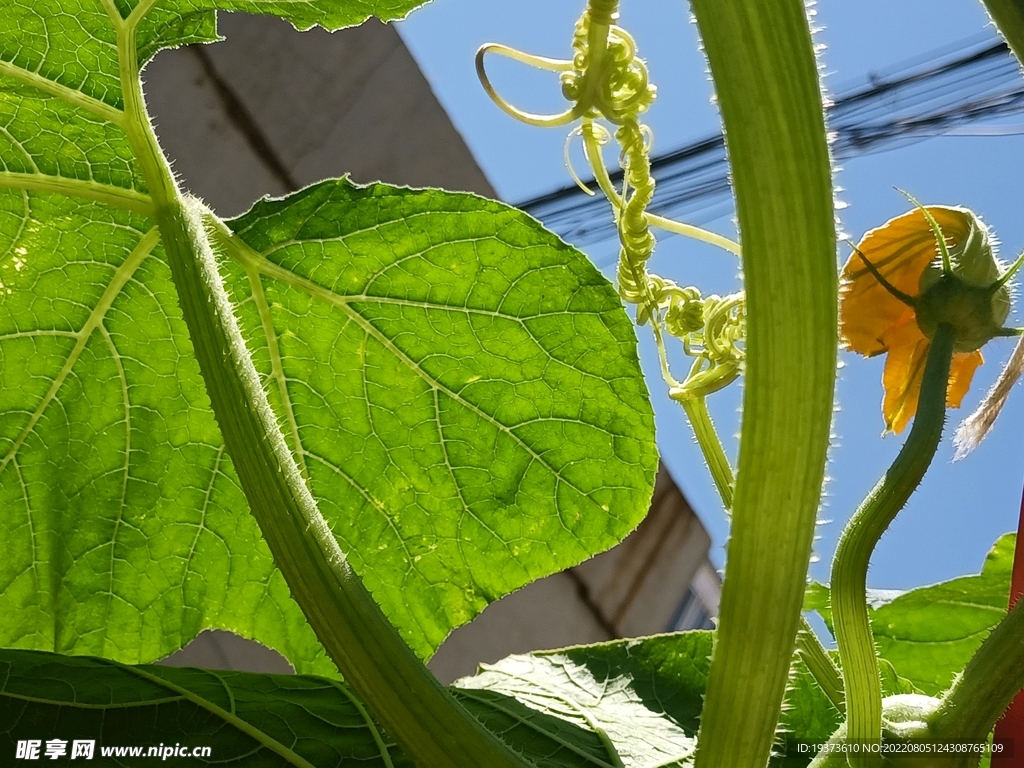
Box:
398 1 1024 594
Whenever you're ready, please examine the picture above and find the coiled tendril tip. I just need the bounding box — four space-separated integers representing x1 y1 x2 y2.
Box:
475 44 578 128
477 0 745 402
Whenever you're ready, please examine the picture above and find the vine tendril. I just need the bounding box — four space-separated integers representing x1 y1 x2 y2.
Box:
477 0 746 505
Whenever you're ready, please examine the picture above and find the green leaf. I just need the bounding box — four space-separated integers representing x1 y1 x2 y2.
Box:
1 0 656 674
215 179 657 658
0 182 654 669
0 194 334 675
453 631 842 768
0 647 409 767
453 633 708 767
808 534 1013 696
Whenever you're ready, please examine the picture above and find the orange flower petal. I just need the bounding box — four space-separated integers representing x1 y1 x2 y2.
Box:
947 350 983 409
881 318 931 434
880 330 983 433
840 206 973 357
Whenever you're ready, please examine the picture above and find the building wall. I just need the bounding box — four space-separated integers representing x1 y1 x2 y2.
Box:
145 12 720 680
145 13 495 217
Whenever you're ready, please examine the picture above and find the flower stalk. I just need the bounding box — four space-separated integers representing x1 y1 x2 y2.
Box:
830 323 955 762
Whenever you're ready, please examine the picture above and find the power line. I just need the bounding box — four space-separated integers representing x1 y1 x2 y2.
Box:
518 35 1024 247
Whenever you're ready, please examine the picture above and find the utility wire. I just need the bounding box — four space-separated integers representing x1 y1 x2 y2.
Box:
518 35 1024 246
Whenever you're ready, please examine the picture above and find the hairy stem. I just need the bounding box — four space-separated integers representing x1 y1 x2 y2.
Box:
688 1 837 766
114 8 529 768
680 397 734 510
931 595 1024 746
830 324 954 764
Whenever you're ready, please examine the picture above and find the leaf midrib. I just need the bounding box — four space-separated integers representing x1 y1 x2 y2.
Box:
0 58 125 125
243 264 310 480
109 662 321 768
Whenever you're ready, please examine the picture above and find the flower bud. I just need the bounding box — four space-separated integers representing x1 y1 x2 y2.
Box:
915 211 1010 352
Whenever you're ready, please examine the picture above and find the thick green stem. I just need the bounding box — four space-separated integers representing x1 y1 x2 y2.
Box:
113 9 529 768
932 594 1024 744
681 397 734 510
830 324 955 765
159 201 530 768
683 397 847 719
688 1 836 766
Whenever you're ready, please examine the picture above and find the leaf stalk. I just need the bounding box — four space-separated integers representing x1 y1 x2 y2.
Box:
679 396 734 510
687 1 837 765
930 590 1024 753
114 9 532 767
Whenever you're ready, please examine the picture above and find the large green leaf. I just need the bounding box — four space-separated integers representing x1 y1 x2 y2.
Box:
0 648 411 766
215 179 657 657
0 0 657 671
807 534 1013 696
0 184 655 668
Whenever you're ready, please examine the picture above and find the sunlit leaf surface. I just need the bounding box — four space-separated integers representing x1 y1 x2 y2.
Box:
0 0 658 669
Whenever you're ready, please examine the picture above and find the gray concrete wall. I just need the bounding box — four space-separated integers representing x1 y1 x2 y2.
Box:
144 13 495 218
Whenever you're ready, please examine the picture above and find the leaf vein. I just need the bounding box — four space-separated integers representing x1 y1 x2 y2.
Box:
0 227 158 478
0 172 153 216
433 388 517 566
245 264 309 480
0 58 124 126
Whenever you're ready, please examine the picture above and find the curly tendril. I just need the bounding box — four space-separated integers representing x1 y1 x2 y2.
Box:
476 0 745 406
675 293 746 401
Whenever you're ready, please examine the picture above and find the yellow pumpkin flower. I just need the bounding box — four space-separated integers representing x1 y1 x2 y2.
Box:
840 206 1011 434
